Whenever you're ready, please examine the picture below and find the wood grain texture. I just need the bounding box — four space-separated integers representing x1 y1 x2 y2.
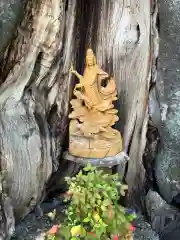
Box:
0 0 78 222
0 1 152 232
74 0 151 208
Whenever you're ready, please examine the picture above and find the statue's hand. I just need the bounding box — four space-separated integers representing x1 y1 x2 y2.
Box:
70 64 83 82
75 83 83 89
70 63 76 74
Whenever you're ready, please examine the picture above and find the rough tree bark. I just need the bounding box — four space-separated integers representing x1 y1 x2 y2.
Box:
75 0 152 209
0 0 158 238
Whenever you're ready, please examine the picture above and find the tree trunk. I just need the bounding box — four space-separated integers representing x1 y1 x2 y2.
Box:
0 0 157 238
72 0 152 209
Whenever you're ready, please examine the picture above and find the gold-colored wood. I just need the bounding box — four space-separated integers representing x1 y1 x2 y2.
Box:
69 49 123 158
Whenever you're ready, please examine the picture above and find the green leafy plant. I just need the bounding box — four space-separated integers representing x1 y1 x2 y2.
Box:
46 164 136 240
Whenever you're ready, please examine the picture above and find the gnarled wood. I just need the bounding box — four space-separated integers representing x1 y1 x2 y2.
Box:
0 0 153 237
73 0 151 209
0 0 77 225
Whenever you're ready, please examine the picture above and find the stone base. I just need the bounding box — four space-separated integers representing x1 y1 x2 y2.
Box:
63 151 129 168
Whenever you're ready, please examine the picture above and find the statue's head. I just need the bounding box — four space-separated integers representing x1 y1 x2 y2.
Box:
86 48 96 66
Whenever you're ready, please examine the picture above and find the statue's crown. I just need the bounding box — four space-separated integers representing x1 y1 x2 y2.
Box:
86 48 96 66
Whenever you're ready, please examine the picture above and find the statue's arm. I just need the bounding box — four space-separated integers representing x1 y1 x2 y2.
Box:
70 65 84 83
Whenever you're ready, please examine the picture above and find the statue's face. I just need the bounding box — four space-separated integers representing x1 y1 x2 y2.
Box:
86 49 95 66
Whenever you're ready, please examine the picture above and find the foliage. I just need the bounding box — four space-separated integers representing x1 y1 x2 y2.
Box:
46 164 136 240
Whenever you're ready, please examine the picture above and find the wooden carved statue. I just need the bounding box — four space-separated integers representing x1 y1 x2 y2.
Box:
69 49 122 158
